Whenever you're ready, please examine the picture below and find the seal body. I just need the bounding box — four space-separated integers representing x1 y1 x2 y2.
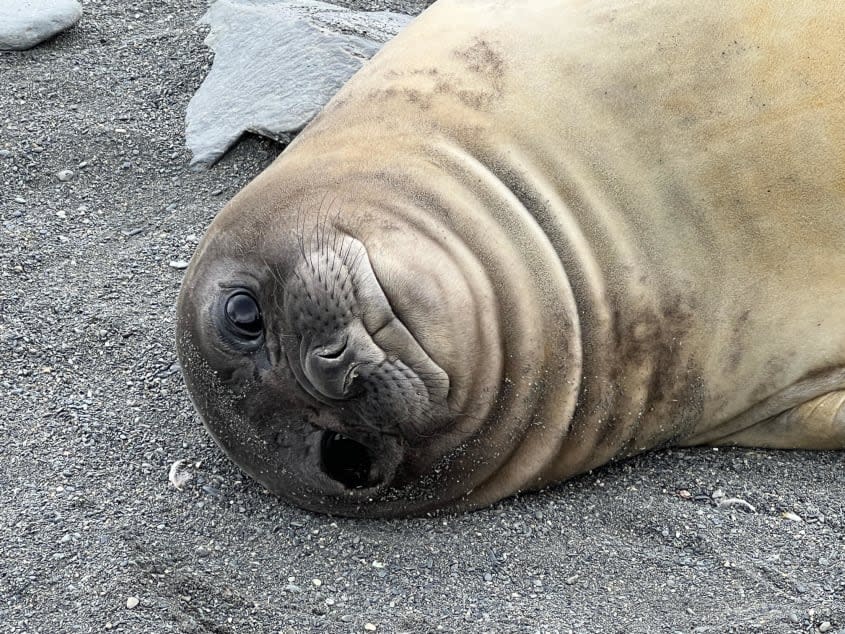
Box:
177 0 845 516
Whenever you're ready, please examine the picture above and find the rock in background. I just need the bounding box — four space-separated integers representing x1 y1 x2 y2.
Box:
0 0 83 50
186 0 412 166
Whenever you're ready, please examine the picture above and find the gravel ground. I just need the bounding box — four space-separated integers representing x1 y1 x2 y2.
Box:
2 1 844 633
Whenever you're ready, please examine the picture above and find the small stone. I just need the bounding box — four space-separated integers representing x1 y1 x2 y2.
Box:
371 561 385 569
364 624 376 632
0 0 83 50
782 511 803 522
201 485 222 499
126 596 139 609
168 260 190 269
716 497 756 513
14 197 26 204
57 169 74 181
819 623 831 632
312 578 322 587
483 573 493 582
0 149 11 158
168 459 192 490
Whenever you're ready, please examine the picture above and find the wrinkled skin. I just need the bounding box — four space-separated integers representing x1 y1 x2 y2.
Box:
177 0 845 517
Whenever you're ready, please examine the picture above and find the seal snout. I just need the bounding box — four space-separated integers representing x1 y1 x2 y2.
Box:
301 320 387 401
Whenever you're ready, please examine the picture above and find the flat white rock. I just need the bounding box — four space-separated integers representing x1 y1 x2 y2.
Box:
0 0 83 50
186 0 412 166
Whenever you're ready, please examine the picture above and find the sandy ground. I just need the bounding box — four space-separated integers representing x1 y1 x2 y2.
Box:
1 1 844 633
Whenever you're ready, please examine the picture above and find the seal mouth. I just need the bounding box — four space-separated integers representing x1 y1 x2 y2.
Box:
319 430 380 489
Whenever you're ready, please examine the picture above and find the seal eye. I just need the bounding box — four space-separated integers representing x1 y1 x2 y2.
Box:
225 292 263 338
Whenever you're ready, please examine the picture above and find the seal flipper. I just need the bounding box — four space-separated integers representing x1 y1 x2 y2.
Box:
713 389 845 450
682 368 845 449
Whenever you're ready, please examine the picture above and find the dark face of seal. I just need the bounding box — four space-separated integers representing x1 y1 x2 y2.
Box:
176 198 502 516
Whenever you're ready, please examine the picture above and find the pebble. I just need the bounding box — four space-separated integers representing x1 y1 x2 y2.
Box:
168 260 190 269
202 485 222 499
126 596 139 609
364 624 377 632
716 497 756 513
0 149 11 158
312 578 322 587
819 623 831 633
0 0 83 50
57 169 74 182
782 511 803 522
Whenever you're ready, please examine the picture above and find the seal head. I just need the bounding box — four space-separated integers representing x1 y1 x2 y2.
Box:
175 178 536 516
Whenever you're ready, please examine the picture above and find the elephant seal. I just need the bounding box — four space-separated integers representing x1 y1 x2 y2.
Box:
176 0 845 517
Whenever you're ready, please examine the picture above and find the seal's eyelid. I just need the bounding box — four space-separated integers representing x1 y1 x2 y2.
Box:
217 279 260 292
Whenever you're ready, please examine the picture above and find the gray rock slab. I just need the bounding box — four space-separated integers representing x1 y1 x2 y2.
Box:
186 0 412 166
0 0 82 50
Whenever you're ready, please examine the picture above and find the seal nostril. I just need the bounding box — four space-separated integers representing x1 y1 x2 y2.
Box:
316 335 348 361
320 431 376 489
